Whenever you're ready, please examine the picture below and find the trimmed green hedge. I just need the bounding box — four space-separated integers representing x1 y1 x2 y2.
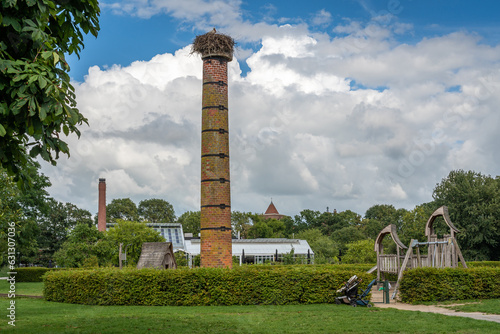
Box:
399 267 500 303
331 264 376 271
15 267 63 282
44 265 374 306
464 261 500 268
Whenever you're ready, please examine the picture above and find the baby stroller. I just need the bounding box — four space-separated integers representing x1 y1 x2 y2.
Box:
335 275 376 307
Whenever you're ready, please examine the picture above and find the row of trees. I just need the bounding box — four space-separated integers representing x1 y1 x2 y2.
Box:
53 220 164 268
0 161 96 266
0 161 176 267
183 170 500 262
1 162 498 268
101 169 500 263
105 198 175 224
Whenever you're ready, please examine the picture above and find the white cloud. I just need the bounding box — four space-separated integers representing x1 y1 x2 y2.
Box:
43 4 500 218
104 0 243 21
311 9 332 27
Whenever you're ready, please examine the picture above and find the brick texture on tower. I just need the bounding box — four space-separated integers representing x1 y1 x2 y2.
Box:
194 32 234 268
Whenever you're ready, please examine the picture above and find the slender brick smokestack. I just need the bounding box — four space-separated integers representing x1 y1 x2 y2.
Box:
98 178 106 232
192 30 234 268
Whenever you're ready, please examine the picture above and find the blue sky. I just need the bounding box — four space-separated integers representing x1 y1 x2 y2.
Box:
45 0 500 218
68 0 500 81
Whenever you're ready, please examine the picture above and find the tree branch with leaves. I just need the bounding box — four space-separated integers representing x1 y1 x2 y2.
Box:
0 0 100 188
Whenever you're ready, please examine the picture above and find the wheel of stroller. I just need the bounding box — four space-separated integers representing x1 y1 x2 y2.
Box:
367 304 373 308
350 302 357 307
335 299 341 305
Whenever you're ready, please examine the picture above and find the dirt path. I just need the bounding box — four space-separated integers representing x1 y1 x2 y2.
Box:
374 302 500 323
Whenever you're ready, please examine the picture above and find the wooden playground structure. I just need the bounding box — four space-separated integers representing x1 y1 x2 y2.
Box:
374 206 467 299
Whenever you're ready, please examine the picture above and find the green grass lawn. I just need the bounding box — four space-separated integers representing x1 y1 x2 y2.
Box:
0 266 9 277
0 280 44 296
0 282 498 333
0 298 498 333
442 299 500 315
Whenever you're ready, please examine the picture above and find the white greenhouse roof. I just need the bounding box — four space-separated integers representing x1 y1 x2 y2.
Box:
181 238 314 256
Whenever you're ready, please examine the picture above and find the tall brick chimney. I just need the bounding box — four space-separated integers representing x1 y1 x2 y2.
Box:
192 30 234 268
98 178 106 232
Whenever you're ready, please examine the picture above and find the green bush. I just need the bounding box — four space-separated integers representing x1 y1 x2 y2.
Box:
399 267 500 303
342 240 376 264
330 264 376 272
16 267 62 282
44 265 374 306
174 251 188 267
464 261 500 268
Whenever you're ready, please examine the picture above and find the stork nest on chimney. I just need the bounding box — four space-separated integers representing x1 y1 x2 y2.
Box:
191 31 235 58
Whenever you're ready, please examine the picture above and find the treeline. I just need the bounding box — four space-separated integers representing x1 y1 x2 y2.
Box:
184 169 500 263
0 162 94 266
1 161 499 268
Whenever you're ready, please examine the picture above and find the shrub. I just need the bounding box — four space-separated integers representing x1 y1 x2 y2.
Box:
81 256 99 268
342 240 376 264
464 261 500 268
16 267 62 282
44 265 374 306
174 251 189 267
295 229 339 263
399 267 500 303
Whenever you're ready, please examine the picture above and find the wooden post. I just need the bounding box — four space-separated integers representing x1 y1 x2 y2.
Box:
376 249 380 282
416 246 421 268
443 235 449 267
454 237 458 267
396 246 400 276
436 239 441 268
408 244 413 269
429 234 435 267
452 237 468 268
119 243 123 269
392 239 414 299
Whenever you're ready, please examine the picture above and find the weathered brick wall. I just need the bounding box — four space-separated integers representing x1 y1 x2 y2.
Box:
200 57 232 268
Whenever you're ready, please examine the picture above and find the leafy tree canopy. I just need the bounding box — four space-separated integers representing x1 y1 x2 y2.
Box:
231 211 252 238
365 204 406 227
247 216 285 239
362 204 408 239
398 204 435 246
0 160 51 264
247 220 274 239
1 159 92 265
320 210 363 236
138 198 175 224
295 228 339 264
37 198 92 259
289 209 362 236
293 209 321 229
106 219 165 266
330 225 367 257
341 239 376 264
177 210 200 236
432 170 500 261
54 223 113 268
106 198 138 222
0 0 100 187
